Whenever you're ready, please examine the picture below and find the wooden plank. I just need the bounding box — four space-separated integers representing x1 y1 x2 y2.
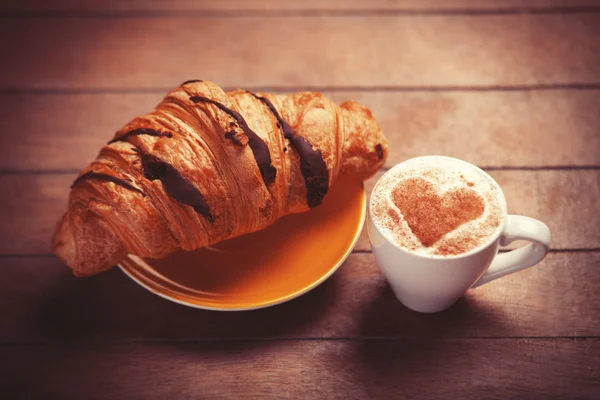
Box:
0 170 598 255
2 0 598 12
1 14 599 89
1 252 598 342
350 89 600 168
2 90 599 171
2 340 599 399
0 174 68 255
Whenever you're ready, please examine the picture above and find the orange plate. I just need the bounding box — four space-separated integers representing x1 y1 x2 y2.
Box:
119 180 366 311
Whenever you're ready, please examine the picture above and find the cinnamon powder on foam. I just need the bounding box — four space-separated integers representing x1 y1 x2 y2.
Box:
371 160 503 256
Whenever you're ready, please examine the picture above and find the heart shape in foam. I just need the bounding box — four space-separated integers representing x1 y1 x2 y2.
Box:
390 177 485 247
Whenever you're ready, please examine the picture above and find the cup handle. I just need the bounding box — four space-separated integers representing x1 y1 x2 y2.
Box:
472 215 551 288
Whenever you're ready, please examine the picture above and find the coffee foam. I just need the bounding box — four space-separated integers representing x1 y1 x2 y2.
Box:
370 156 505 257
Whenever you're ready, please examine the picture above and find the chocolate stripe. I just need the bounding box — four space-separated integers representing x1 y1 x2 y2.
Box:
71 171 144 196
140 152 213 222
375 144 384 160
189 95 277 186
181 79 203 85
108 128 173 144
248 92 329 208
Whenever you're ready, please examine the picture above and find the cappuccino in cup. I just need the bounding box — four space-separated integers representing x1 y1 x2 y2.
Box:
370 156 504 257
368 156 550 313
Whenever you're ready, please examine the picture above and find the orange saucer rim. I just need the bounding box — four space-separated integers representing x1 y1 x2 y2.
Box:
118 186 366 311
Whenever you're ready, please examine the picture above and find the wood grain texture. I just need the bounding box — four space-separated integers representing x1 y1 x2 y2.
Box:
1 170 598 255
1 253 598 342
2 89 599 171
2 0 599 12
1 2 598 397
2 340 599 399
2 14 599 89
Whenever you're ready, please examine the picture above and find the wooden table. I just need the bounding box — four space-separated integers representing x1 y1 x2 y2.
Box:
1 1 600 398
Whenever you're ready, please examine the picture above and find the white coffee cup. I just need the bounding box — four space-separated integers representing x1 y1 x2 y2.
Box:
367 156 551 313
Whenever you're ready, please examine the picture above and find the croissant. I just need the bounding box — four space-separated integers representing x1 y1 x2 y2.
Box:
52 80 388 276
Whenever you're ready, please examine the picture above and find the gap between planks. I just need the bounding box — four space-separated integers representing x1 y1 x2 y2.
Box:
2 83 600 95
1 248 598 258
1 337 599 347
1 6 600 19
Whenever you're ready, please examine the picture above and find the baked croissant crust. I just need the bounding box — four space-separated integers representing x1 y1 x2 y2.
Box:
52 80 388 276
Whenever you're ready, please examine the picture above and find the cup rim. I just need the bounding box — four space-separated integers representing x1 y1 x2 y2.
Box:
369 155 508 260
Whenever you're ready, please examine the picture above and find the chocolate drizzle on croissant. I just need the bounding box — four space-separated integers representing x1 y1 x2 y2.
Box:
375 144 384 160
139 152 213 222
181 79 203 85
71 171 144 195
189 95 277 186
108 128 173 144
248 91 329 208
